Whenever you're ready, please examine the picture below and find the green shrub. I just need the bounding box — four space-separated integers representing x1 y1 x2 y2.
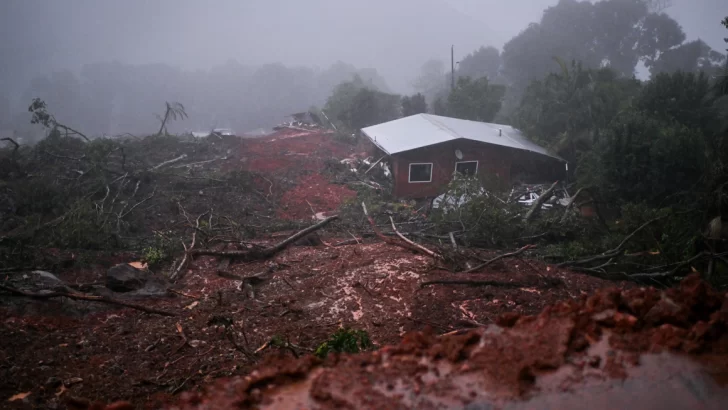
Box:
314 328 373 358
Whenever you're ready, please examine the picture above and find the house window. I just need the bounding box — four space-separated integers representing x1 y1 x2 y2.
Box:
455 161 478 176
408 163 433 183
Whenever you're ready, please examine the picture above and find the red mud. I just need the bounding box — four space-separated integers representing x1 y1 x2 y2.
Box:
278 173 356 220
163 274 728 410
228 129 359 220
1 243 633 409
237 129 351 174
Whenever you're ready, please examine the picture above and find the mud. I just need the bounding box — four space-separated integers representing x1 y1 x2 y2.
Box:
164 274 728 410
1 242 630 409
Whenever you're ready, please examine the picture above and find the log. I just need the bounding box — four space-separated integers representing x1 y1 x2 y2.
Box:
389 216 442 260
362 202 441 259
449 232 458 250
190 216 338 260
364 156 385 175
523 181 559 222
463 244 537 273
0 284 177 316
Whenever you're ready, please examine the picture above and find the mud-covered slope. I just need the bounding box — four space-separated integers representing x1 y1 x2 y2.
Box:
166 274 728 410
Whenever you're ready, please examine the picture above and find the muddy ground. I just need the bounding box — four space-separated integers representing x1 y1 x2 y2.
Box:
3 127 707 409
167 274 728 410
0 236 631 409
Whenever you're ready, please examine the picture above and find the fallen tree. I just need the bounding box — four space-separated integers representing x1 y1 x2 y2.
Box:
362 202 443 260
188 215 339 261
463 244 537 273
0 284 177 316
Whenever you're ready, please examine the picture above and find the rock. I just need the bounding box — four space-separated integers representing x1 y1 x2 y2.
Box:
106 264 149 292
105 263 170 296
45 377 62 389
32 270 62 283
63 377 83 387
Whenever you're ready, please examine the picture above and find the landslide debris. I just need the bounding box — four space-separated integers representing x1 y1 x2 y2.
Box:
158 274 728 410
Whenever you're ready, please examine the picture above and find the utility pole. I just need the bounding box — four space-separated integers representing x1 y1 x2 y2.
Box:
451 45 455 90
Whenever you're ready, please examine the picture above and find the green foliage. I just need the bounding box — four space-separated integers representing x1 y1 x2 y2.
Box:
635 71 715 135
48 201 118 249
514 61 640 162
429 176 525 246
324 75 401 131
314 328 373 359
446 76 505 122
142 233 174 268
143 246 167 267
579 111 706 206
401 93 428 117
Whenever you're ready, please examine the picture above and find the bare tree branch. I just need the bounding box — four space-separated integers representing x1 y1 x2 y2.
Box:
464 244 537 273
0 284 177 316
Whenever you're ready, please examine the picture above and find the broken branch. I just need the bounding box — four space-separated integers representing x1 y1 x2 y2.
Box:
190 216 338 260
362 202 441 259
149 154 188 171
558 214 670 268
0 284 176 316
170 211 208 281
523 180 559 222
1 137 19 155
389 216 442 260
463 245 537 273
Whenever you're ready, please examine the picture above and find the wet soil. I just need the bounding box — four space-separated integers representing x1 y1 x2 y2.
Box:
1 240 629 409
164 274 728 410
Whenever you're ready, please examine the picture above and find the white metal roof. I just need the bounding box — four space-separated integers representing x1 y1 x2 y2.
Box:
360 114 564 161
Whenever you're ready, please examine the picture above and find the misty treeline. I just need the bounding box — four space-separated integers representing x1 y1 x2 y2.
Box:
0 60 389 140
322 0 726 131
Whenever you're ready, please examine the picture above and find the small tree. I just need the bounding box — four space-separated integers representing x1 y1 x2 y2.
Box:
156 101 188 136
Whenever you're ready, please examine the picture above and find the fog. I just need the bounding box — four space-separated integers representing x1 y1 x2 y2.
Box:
1 0 726 137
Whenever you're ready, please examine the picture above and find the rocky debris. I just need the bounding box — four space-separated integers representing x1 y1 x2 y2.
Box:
105 264 169 296
25 271 65 290
165 274 728 409
106 264 147 292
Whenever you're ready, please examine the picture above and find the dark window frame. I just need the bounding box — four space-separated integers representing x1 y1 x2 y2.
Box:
408 162 433 183
455 160 478 176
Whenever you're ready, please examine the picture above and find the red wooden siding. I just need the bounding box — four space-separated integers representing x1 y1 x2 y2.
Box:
390 140 513 199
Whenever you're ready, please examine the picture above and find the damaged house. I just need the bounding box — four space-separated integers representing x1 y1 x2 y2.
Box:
361 114 566 199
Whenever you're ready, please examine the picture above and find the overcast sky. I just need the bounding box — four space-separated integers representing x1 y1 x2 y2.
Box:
1 0 727 94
